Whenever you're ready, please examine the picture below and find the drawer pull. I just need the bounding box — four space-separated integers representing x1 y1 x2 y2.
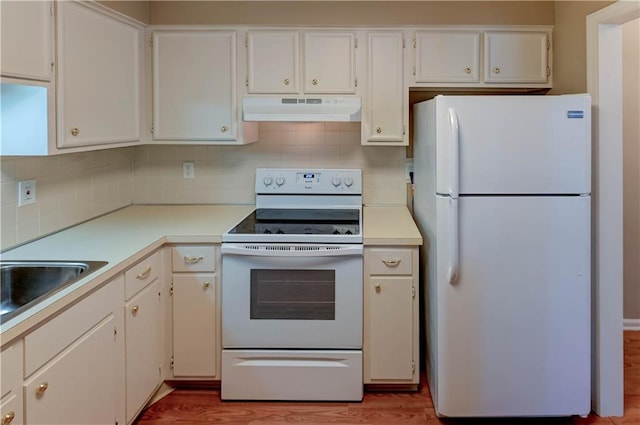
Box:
132 305 139 315
375 283 381 293
36 382 48 396
203 281 211 290
382 258 401 267
136 266 152 280
184 256 204 264
2 412 15 425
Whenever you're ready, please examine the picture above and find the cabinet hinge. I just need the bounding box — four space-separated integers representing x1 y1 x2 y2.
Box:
402 37 406 49
403 124 406 136
149 36 153 48
169 283 173 296
245 34 249 48
150 125 154 135
114 326 118 336
547 66 551 77
547 39 551 50
413 37 416 49
51 62 54 72
170 356 174 369
413 65 416 76
354 77 358 88
354 37 358 49
245 77 249 88
412 360 416 374
412 286 415 299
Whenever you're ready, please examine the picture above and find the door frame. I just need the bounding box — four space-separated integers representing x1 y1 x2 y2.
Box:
586 0 640 417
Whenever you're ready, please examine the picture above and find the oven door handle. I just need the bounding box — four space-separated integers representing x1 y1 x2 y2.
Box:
221 244 363 257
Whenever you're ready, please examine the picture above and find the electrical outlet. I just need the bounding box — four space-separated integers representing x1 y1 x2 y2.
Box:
183 162 195 179
18 180 36 206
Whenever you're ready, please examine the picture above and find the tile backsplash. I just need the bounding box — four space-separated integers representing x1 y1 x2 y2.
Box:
1 122 408 250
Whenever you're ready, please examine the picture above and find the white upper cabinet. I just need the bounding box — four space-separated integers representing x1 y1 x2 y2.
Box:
303 32 357 94
414 29 480 83
152 30 239 142
484 31 550 84
0 1 53 81
246 30 357 95
247 30 299 94
56 1 142 149
363 31 406 145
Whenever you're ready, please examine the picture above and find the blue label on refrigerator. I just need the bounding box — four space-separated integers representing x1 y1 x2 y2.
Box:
567 110 584 119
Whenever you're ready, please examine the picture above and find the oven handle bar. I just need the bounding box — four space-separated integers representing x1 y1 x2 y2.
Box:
221 243 363 257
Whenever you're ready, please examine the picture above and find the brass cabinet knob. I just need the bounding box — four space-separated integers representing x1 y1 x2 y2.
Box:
493 67 501 74
312 78 318 86
376 127 382 134
375 284 381 293
132 305 139 315
382 258 401 267
36 382 48 396
221 125 228 133
464 67 472 74
203 281 211 290
184 255 203 264
2 412 15 425
283 78 290 85
70 128 79 137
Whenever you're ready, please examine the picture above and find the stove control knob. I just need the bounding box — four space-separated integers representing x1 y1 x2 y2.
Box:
275 176 286 186
263 176 273 186
344 177 354 187
345 230 353 235
333 229 341 235
276 229 284 234
332 177 342 187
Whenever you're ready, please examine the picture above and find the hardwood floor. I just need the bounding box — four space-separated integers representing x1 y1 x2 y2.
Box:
134 331 639 425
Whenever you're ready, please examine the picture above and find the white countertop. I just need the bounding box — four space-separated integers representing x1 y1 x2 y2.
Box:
1 204 421 346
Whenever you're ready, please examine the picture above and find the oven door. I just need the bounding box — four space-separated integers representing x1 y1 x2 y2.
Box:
221 243 363 349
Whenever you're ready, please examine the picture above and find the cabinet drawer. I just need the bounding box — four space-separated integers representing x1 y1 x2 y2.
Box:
366 248 413 275
125 250 161 300
24 278 121 377
172 245 216 272
1 340 23 399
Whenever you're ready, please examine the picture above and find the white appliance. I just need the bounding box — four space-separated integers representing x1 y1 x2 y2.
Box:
412 94 591 417
221 168 363 401
242 97 361 122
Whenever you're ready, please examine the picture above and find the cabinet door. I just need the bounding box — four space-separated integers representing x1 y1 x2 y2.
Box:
125 280 161 423
172 274 217 377
303 32 356 94
247 30 299 94
414 30 480 83
153 31 237 141
0 0 52 81
365 276 415 381
23 315 119 425
364 32 405 145
484 31 549 84
1 341 23 425
56 1 141 148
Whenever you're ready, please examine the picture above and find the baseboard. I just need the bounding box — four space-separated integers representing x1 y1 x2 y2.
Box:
623 318 640 331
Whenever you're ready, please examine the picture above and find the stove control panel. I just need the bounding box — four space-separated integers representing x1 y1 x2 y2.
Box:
256 168 362 194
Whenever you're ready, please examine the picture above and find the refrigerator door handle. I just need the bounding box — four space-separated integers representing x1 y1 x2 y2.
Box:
447 197 459 285
448 108 460 199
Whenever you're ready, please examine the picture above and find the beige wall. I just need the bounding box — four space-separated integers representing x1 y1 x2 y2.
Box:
623 18 640 321
98 0 149 23
149 1 554 26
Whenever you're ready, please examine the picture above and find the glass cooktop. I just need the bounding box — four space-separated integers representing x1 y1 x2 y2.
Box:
227 208 360 236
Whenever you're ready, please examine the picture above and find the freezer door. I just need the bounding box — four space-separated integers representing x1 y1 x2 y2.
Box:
435 195 591 417
434 94 591 196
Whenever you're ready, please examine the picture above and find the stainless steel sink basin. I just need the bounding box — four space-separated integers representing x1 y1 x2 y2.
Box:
0 260 108 323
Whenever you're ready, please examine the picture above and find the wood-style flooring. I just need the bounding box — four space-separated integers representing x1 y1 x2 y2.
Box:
134 331 640 425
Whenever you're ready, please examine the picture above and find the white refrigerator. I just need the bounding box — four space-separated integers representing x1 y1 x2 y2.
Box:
412 94 591 417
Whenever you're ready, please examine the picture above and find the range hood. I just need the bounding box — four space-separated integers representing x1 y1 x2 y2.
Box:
242 97 361 122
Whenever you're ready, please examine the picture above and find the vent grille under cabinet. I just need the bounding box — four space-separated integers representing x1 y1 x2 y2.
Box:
241 245 344 252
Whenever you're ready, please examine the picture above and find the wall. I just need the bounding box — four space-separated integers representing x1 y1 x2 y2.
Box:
0 149 133 249
97 0 149 23
623 18 640 321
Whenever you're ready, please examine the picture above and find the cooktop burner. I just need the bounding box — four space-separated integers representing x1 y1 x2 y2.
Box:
227 208 360 236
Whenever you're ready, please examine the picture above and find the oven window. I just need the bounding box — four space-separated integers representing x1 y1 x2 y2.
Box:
250 269 335 320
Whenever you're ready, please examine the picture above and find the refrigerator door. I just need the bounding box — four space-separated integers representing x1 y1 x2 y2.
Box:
435 195 591 417
434 94 591 196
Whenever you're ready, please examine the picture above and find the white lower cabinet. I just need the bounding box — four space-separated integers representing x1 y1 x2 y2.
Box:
170 245 219 379
1 340 24 425
22 277 124 425
125 278 162 423
364 247 419 387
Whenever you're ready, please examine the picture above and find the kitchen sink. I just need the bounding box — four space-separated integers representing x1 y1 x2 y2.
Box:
0 260 108 323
